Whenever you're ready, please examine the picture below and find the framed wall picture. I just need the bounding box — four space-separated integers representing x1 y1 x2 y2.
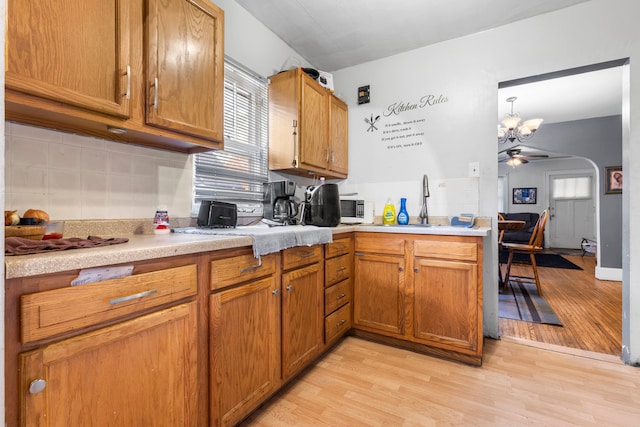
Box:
512 187 537 205
605 166 622 194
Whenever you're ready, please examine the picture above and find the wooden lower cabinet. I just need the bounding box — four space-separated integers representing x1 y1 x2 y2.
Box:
210 275 280 427
413 258 479 353
20 302 199 426
281 258 324 380
353 252 406 336
324 235 353 346
352 232 483 365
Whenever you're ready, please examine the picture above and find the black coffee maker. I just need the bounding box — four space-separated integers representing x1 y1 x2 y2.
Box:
263 180 298 224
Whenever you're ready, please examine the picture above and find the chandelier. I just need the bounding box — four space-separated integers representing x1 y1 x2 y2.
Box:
497 96 543 144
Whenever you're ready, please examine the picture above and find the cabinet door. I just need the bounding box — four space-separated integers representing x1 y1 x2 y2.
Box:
211 276 280 427
299 75 329 171
353 253 405 336
146 0 224 142
329 95 349 176
20 302 198 426
413 258 479 353
6 0 132 118
281 262 324 379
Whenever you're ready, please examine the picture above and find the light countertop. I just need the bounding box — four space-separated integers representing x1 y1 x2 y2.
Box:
5 224 489 279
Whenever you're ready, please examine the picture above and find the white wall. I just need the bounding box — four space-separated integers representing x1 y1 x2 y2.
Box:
499 157 593 215
4 123 194 221
332 0 640 363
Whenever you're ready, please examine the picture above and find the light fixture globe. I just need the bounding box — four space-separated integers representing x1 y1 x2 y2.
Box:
498 97 543 144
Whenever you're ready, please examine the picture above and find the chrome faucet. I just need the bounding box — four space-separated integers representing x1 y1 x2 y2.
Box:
419 174 430 224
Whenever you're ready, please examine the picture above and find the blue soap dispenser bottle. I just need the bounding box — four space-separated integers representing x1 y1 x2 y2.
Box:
397 198 409 225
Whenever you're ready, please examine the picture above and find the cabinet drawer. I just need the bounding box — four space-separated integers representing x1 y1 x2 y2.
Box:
325 253 351 287
325 279 351 315
21 264 197 344
325 303 351 343
414 240 477 262
325 237 351 258
355 235 405 255
282 245 323 270
210 253 276 290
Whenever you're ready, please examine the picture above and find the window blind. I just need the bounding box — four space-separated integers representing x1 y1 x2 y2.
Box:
552 176 592 199
193 57 268 216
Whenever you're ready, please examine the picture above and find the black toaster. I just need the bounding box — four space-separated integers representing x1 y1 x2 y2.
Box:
197 200 237 228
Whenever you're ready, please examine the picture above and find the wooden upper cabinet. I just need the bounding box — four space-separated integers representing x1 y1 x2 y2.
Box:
6 0 132 118
269 68 348 179
299 75 329 171
146 0 224 142
329 95 349 175
5 0 224 153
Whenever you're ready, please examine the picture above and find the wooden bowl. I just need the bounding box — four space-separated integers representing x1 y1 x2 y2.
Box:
5 225 46 240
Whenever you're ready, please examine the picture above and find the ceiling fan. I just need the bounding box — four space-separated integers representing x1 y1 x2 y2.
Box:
500 148 549 167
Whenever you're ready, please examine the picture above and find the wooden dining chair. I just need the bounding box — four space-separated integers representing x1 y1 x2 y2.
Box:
497 213 506 286
501 209 549 296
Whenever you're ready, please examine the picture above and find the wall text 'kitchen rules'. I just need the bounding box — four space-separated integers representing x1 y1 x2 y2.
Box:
363 94 448 151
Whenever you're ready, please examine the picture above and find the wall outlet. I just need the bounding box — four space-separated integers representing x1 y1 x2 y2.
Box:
468 162 480 177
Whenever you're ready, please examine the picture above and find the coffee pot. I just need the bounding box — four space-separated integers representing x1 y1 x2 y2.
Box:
263 180 298 225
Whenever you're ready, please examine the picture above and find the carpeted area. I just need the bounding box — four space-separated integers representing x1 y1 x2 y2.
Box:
499 251 583 270
499 281 563 326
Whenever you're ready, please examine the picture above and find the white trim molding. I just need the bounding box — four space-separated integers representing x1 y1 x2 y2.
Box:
596 266 623 282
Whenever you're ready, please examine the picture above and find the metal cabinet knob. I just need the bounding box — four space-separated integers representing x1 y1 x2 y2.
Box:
29 379 46 394
272 289 280 296
286 285 294 292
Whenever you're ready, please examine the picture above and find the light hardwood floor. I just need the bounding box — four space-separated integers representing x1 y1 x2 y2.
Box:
498 252 622 356
242 253 630 426
242 336 640 426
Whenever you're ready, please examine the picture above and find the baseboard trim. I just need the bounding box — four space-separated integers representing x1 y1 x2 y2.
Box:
596 266 622 281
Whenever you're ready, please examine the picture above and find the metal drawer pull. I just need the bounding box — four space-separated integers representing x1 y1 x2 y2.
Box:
29 379 46 395
153 77 159 109
300 252 315 258
336 293 346 300
109 289 157 305
240 258 263 273
336 319 347 327
336 266 347 272
123 65 131 100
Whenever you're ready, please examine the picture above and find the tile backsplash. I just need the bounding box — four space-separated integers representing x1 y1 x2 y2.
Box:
4 123 194 221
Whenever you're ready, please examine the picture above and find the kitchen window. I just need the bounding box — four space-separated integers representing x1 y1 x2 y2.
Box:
193 57 268 217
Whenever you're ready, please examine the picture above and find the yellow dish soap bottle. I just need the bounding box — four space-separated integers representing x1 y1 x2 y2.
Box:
382 198 396 225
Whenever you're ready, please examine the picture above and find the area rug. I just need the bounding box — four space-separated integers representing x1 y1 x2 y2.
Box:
499 281 563 326
499 251 583 270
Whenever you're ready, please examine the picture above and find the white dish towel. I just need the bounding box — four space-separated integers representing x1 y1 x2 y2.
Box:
172 224 333 258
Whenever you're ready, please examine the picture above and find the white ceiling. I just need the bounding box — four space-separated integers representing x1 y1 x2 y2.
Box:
236 0 623 143
236 0 592 72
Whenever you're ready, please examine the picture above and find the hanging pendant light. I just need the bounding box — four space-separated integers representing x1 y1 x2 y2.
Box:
498 97 543 144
